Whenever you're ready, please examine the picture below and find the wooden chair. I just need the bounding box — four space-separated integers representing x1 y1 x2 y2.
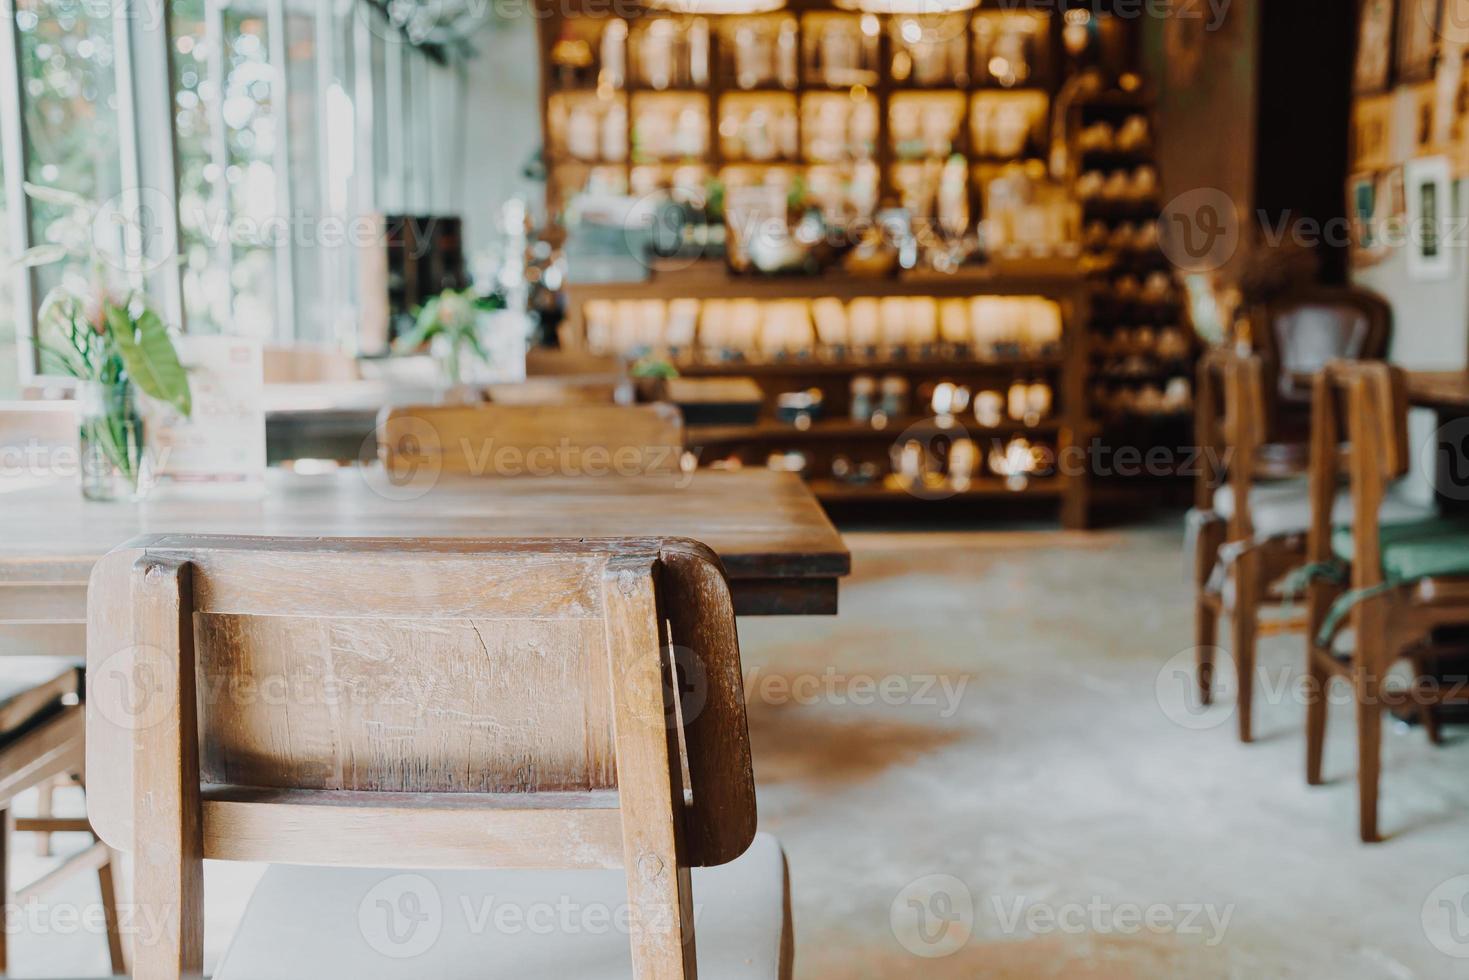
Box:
1252 285 1393 464
1305 363 1469 842
0 405 124 975
262 345 362 384
378 402 686 477
1192 289 1397 741
1193 348 1324 740
85 535 791 978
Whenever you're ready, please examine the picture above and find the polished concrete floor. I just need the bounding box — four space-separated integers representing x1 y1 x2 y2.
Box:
12 522 1469 977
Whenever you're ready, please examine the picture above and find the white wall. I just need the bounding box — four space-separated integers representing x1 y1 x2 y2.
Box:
1352 92 1469 371
458 16 543 257
1349 89 1469 502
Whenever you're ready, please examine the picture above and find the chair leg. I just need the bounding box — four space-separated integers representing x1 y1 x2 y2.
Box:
33 777 56 858
1195 597 1218 706
1355 653 1384 844
1231 551 1260 743
1305 647 1329 786
95 842 126 976
0 806 9 975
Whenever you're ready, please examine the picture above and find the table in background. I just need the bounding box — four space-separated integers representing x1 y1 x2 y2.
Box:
0 468 850 657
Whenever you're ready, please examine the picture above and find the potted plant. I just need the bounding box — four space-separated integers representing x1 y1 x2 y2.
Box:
394 288 509 392
12 183 192 500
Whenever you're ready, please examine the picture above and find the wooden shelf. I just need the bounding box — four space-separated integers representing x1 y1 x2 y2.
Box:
675 355 1064 378
808 476 1067 502
690 416 1062 444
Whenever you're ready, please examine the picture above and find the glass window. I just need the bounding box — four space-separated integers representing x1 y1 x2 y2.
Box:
0 149 16 398
221 6 279 340
284 7 325 343
15 0 123 300
172 0 230 333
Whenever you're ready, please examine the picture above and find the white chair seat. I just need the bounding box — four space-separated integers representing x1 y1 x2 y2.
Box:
1213 479 1430 540
214 832 791 979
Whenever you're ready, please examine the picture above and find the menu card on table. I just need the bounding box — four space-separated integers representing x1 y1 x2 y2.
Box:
142 336 266 499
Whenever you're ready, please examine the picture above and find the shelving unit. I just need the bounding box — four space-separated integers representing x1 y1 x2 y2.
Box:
564 261 1092 527
537 0 1072 225
1070 87 1200 479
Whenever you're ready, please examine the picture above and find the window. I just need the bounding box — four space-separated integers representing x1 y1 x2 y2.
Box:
15 0 123 302
0 149 15 399
2 0 481 385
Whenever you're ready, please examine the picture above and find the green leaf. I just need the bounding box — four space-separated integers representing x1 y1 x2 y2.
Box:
110 307 192 416
22 181 91 212
393 298 444 352
11 243 68 269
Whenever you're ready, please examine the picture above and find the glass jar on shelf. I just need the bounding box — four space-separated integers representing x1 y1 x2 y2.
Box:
632 93 708 162
972 11 1048 88
889 13 968 88
801 90 878 163
717 13 799 90
801 12 880 88
631 16 711 90
719 93 799 163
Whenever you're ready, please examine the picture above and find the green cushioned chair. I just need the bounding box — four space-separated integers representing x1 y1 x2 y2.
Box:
1331 515 1469 583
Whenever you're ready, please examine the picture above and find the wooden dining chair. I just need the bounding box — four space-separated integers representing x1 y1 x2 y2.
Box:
1193 347 1329 741
1192 290 1399 741
378 402 686 477
1305 362 1469 842
1251 285 1393 468
0 404 125 975
85 534 791 978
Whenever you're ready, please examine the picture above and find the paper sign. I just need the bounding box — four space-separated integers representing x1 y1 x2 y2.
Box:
142 336 266 498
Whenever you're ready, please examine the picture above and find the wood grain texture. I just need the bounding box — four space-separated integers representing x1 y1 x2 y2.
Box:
87 536 759 872
1405 369 1469 412
127 556 204 978
89 535 763 977
378 402 685 476
199 787 624 869
604 557 697 978
2 468 848 620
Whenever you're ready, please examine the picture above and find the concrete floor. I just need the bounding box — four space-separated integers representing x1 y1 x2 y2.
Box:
10 522 1469 977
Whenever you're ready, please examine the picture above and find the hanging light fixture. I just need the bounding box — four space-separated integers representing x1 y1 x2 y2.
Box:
646 0 789 13
834 0 980 14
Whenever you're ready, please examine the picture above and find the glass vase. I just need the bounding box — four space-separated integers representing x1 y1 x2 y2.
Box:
77 379 145 502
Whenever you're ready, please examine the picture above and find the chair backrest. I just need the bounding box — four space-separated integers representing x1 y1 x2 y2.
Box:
377 402 686 477
1306 361 1410 591
1194 347 1269 536
261 345 361 384
86 535 755 978
1258 286 1392 407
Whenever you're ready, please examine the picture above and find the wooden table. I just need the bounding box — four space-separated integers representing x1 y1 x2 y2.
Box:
0 467 850 657
1406 369 1469 413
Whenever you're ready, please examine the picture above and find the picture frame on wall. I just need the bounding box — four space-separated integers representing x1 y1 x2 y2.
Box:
1405 155 1454 279
1356 0 1397 93
1397 0 1443 83
1349 172 1387 263
1352 94 1396 171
